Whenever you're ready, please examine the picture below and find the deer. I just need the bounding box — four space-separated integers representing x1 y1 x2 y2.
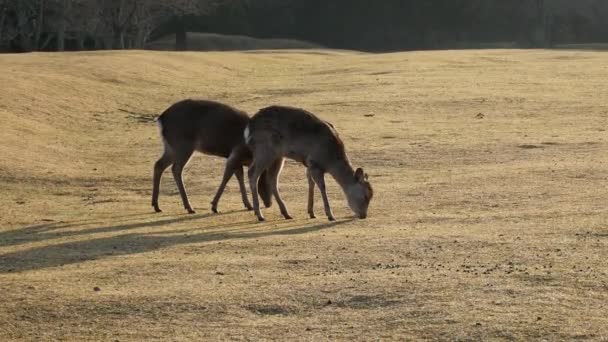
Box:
152 99 272 214
244 105 373 222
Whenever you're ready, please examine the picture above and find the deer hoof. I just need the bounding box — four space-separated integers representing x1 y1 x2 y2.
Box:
257 216 266 222
211 207 219 214
153 207 162 213
187 208 196 214
283 214 293 220
328 216 336 221
309 212 316 219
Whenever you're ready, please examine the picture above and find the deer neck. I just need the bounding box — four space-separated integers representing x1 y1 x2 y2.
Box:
327 159 356 191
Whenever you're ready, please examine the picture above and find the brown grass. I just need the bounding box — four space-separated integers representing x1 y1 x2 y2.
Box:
0 48 607 341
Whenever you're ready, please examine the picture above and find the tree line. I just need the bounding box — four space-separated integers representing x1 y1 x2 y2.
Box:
2 0 608 53
0 0 219 52
219 0 608 51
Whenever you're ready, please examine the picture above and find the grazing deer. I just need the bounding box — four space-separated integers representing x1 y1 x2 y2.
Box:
152 99 272 214
245 105 373 221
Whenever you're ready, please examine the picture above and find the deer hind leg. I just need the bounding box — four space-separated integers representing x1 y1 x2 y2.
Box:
171 146 195 214
306 168 316 219
267 158 292 220
210 149 243 213
309 166 336 221
235 166 253 211
152 151 174 213
248 147 278 222
257 169 274 208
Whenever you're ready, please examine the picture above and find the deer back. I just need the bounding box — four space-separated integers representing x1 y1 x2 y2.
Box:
248 106 348 166
159 99 250 159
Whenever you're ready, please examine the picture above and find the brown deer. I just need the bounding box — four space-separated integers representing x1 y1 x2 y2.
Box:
152 99 272 214
245 105 373 221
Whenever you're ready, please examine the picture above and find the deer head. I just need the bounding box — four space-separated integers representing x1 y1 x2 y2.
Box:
346 168 373 219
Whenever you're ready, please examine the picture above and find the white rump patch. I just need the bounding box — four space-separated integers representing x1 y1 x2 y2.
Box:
157 120 163 136
244 125 251 144
157 120 172 155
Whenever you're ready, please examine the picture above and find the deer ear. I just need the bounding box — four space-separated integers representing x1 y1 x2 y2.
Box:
355 168 365 182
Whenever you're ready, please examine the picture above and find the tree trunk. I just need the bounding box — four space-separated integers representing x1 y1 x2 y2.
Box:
94 37 105 50
104 36 113 50
57 0 70 51
34 0 45 50
134 28 146 49
57 29 65 51
543 1 553 48
17 5 32 52
76 32 85 50
57 20 65 51
537 0 553 48
174 17 187 51
0 1 8 44
40 32 54 50
114 31 125 49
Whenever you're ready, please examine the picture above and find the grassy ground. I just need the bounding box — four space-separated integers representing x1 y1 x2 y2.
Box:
0 48 607 341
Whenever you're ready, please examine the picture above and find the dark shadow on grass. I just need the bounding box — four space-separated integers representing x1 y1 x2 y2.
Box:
0 211 241 248
0 218 350 273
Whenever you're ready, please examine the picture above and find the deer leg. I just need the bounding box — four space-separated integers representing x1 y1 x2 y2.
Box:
306 168 316 219
267 158 292 220
235 166 253 211
257 169 273 208
152 151 174 213
248 150 277 222
210 151 240 213
171 148 195 214
309 166 336 221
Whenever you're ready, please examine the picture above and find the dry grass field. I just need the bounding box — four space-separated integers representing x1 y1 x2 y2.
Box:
0 48 607 341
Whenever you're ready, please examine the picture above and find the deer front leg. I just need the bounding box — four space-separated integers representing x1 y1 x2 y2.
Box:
306 168 316 219
309 166 335 221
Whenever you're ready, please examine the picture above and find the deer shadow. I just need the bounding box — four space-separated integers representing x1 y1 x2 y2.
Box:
0 215 351 273
0 211 233 248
